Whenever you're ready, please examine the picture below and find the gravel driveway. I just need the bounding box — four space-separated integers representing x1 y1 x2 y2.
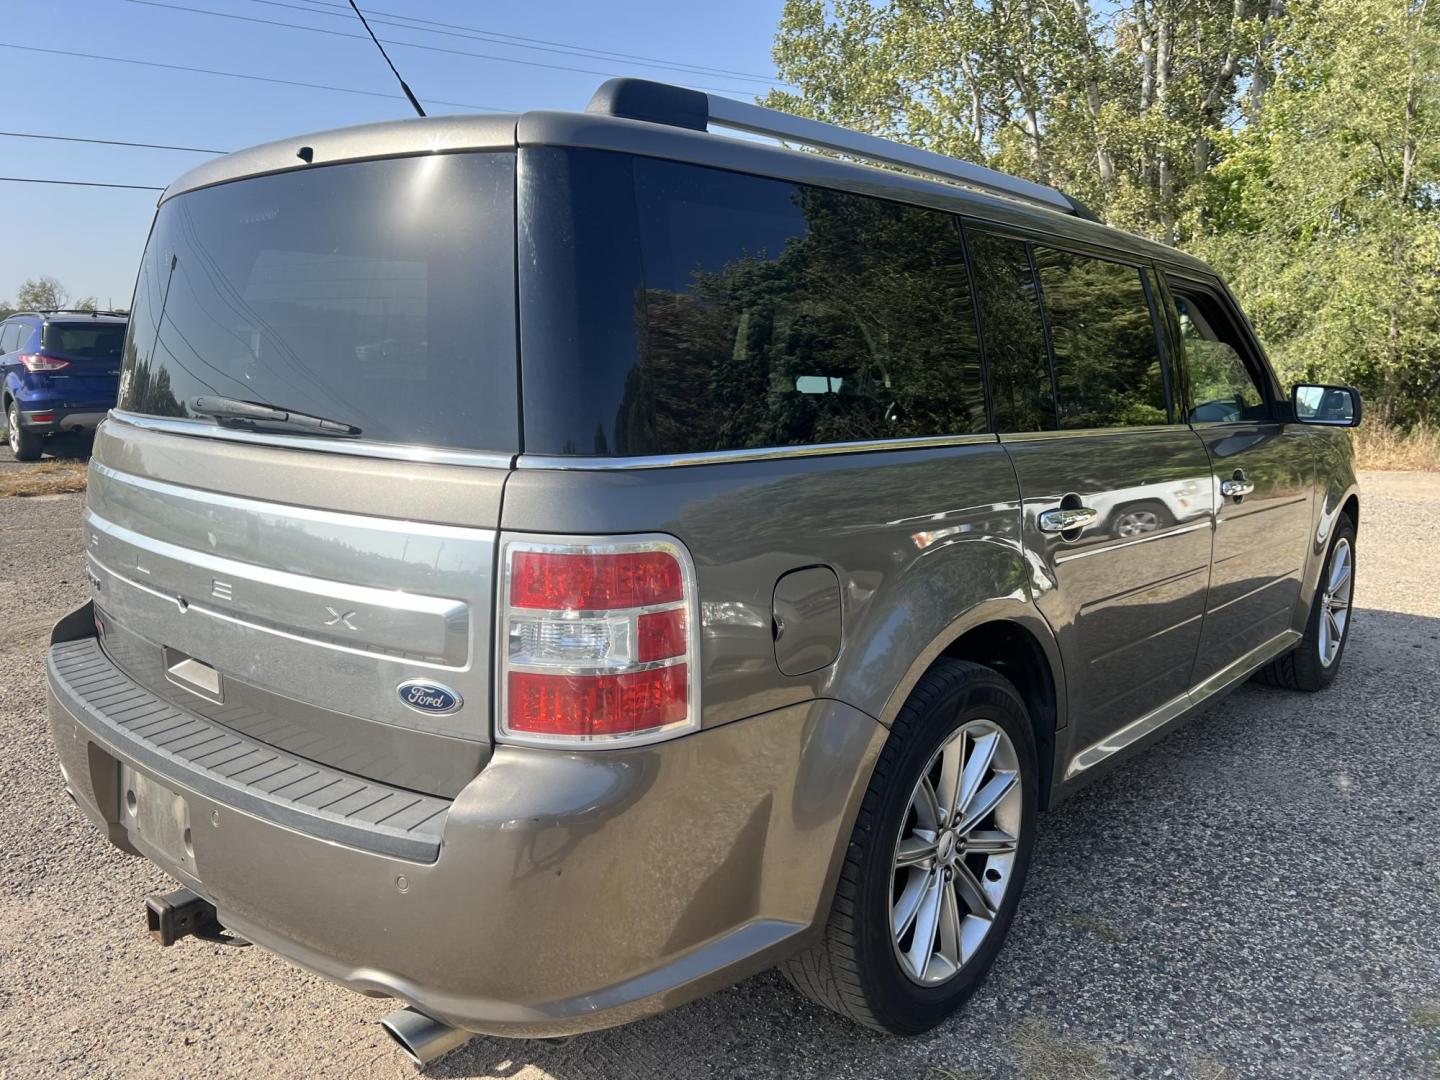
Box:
1 454 1436 1080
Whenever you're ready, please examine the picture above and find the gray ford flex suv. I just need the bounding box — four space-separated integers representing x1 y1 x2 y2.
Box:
46 79 1363 1062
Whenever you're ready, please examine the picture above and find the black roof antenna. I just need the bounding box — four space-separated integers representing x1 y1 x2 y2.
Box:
345 0 426 117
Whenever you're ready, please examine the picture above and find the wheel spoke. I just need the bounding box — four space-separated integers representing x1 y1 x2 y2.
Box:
896 832 939 869
1329 552 1351 595
914 775 942 831
892 869 928 938
1327 609 1342 646
955 732 1000 823
952 862 997 920
935 732 967 824
964 828 1018 855
904 870 945 980
954 770 1018 836
936 877 964 971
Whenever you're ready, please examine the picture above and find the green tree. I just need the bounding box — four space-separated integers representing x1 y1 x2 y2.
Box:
768 0 1440 426
1190 0 1440 424
14 275 69 311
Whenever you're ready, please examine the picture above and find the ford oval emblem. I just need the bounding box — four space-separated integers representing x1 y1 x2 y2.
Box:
397 680 462 715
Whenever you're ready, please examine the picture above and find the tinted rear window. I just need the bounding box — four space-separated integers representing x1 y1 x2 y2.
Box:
520 148 988 456
1034 247 1168 428
121 152 517 452
42 322 126 360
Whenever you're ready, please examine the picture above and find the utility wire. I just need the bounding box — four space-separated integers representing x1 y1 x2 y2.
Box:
120 0 768 96
0 131 225 154
0 177 164 190
252 0 787 85
344 0 425 117
0 42 508 111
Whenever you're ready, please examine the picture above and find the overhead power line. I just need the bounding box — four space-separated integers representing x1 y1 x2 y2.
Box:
0 131 226 154
120 0 767 96
0 176 164 191
251 0 787 85
0 42 508 112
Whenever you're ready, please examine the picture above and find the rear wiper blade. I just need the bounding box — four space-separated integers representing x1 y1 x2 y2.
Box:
190 396 362 438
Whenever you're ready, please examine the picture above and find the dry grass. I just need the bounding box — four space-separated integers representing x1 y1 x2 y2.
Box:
0 459 89 498
1352 422 1440 472
1007 1018 1114 1080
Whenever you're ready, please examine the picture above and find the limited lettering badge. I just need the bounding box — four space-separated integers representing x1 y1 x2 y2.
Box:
396 680 462 715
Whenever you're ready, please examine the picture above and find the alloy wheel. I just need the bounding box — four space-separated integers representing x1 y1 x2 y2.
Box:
889 719 1022 985
1318 537 1353 668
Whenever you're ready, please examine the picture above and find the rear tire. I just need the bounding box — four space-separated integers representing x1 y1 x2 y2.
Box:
782 659 1037 1034
1256 514 1356 692
7 400 44 461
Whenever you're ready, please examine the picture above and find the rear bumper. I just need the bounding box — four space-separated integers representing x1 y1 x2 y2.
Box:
47 623 884 1037
19 408 108 432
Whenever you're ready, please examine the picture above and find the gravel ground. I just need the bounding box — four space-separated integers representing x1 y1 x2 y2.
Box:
1 452 1436 1080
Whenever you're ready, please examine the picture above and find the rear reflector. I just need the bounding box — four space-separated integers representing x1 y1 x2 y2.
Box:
499 537 698 748
27 412 55 423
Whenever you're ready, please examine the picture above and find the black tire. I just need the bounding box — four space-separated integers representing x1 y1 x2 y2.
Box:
782 659 1037 1034
1256 514 1356 692
7 400 44 461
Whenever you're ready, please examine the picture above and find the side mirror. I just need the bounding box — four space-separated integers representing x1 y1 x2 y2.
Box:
1292 384 1362 427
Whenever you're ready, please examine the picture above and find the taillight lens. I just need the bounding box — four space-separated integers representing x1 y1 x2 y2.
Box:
498 536 699 748
19 353 69 372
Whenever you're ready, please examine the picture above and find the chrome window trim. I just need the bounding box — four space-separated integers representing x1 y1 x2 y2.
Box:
515 433 999 471
998 423 1193 443
107 411 516 470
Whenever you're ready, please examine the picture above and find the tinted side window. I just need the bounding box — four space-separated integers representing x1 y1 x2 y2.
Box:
1166 283 1267 423
967 232 1051 432
1035 248 1168 428
0 323 16 353
519 149 988 456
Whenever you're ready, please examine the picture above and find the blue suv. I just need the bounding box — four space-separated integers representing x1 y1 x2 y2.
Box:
0 310 126 460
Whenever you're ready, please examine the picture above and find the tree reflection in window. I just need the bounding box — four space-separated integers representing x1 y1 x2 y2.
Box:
621 160 988 454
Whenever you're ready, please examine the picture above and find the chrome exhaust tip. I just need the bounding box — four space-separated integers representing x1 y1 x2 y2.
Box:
379 1007 473 1068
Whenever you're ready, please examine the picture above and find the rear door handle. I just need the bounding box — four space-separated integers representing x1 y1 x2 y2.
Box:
1038 507 1099 533
1220 477 1255 499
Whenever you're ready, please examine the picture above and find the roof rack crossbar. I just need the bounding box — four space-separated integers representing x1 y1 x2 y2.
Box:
587 78 1091 219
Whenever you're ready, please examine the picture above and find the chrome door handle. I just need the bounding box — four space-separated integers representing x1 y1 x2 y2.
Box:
1220 478 1255 498
1038 507 1098 533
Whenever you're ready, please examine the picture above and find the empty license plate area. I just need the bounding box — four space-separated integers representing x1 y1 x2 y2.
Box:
119 764 196 876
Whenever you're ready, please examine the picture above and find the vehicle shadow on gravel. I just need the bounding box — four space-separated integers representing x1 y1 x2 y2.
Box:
425 606 1440 1080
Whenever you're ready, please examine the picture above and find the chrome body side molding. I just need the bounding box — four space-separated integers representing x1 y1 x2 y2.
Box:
1065 630 1302 779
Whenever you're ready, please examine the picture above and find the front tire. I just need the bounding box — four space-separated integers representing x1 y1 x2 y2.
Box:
7 400 43 461
782 659 1037 1034
1256 514 1356 692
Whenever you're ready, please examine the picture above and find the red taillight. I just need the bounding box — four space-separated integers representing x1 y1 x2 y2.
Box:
500 538 698 747
510 550 683 610
28 412 54 423
507 665 688 737
19 353 69 372
637 608 686 663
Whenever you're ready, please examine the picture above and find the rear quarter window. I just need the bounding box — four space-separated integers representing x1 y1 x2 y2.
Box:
520 149 988 456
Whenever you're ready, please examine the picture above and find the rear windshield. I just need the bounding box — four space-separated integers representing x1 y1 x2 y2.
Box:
43 323 126 360
121 152 517 452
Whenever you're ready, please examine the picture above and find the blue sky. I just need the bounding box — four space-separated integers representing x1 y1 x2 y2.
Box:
1 0 787 307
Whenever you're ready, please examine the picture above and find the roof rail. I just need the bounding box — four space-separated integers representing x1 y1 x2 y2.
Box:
21 308 128 318
586 78 1098 221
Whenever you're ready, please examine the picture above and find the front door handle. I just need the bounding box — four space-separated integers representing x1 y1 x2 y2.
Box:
1038 507 1099 533
1220 474 1255 499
